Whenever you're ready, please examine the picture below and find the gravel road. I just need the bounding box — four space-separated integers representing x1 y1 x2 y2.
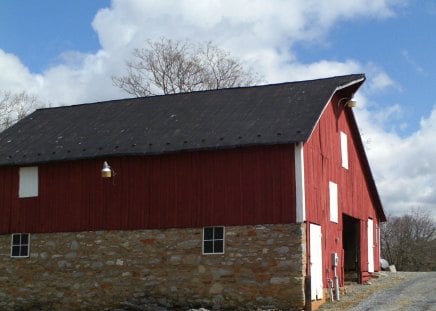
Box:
319 272 436 311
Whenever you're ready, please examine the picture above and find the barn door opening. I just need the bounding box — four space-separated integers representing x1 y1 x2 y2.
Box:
342 214 360 283
309 224 323 300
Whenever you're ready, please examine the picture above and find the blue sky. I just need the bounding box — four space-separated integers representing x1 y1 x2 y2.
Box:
0 0 435 219
0 0 107 72
294 1 435 136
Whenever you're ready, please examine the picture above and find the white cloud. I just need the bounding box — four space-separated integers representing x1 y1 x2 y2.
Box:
0 50 43 94
355 103 436 220
370 71 396 91
1 0 407 105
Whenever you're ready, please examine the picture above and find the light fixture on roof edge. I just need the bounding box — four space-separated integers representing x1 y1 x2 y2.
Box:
346 100 357 108
337 97 357 108
101 161 113 178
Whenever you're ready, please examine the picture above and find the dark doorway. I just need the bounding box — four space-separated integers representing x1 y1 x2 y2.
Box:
343 214 360 283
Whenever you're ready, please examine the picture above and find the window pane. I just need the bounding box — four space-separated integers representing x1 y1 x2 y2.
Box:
214 227 224 239
204 227 214 240
214 240 224 253
203 241 214 254
20 246 29 257
21 234 29 245
12 234 20 245
12 246 20 257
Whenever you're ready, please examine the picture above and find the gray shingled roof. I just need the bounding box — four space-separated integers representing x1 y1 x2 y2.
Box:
0 74 365 166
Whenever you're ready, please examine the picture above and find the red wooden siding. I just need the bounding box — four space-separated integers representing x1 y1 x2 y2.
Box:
304 98 381 285
0 145 296 234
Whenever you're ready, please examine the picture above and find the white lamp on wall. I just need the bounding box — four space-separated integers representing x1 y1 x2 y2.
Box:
337 97 357 108
101 161 113 178
346 100 357 108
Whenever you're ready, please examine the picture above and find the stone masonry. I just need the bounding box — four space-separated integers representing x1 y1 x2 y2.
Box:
0 223 306 310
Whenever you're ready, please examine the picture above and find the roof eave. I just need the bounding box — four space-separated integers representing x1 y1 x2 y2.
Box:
304 75 366 143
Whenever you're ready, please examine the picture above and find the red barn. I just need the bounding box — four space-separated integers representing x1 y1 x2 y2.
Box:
0 74 385 310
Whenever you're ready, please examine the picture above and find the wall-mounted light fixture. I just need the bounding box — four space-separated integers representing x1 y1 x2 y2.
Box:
101 161 114 178
337 97 357 109
346 100 357 108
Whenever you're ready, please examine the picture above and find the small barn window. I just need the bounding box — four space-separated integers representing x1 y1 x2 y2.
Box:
340 132 349 169
203 226 224 254
329 181 338 223
11 233 30 258
19 167 38 198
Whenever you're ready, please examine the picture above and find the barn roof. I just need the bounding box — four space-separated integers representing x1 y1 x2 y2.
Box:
0 74 365 166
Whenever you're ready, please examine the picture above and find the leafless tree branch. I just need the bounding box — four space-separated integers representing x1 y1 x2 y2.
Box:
112 38 263 97
0 91 42 131
381 207 435 271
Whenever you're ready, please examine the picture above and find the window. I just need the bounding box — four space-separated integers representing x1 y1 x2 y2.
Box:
203 226 224 254
340 132 349 169
11 233 30 258
19 167 38 198
329 181 338 223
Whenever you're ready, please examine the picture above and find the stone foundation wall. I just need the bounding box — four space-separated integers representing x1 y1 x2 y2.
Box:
0 223 306 310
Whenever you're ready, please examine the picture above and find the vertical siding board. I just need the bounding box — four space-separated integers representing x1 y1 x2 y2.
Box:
0 170 6 232
148 156 161 228
109 158 122 229
38 166 49 231
191 152 203 227
67 162 84 231
263 148 275 223
167 155 179 227
212 152 228 225
251 151 263 223
284 148 296 222
141 157 152 228
172 154 191 228
240 150 255 225
0 168 16 233
118 158 129 229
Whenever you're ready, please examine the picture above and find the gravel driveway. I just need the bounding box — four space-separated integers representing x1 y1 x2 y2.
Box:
318 272 436 311
113 272 435 311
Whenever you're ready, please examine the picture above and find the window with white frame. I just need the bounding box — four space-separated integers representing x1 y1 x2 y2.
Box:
329 181 338 223
340 131 349 169
19 167 38 198
203 226 224 254
11 233 30 258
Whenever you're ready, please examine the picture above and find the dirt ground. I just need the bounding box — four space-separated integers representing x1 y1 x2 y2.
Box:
318 271 436 311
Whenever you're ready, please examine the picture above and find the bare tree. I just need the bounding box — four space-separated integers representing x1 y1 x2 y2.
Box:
381 208 435 271
0 91 40 131
112 38 262 97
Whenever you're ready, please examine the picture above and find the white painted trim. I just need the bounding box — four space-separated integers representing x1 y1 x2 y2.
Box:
295 143 306 222
335 77 365 91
